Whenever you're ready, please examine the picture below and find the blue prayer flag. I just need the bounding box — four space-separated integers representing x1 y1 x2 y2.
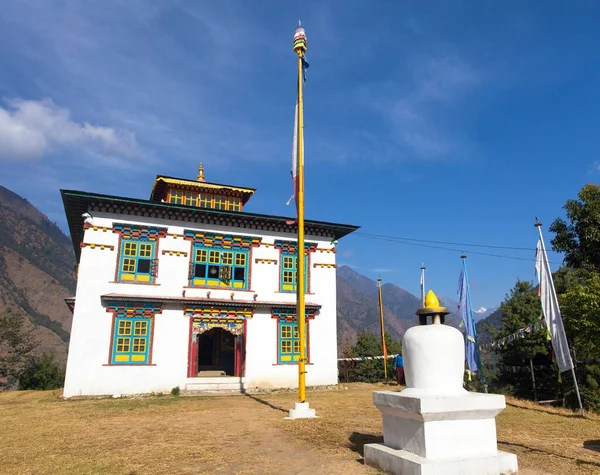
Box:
458 264 478 372
302 56 309 82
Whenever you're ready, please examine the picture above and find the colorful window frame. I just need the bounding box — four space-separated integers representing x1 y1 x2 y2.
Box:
184 191 198 207
168 188 243 211
197 194 241 211
169 189 184 205
278 320 301 364
189 245 249 289
280 251 309 292
118 238 157 283
106 302 162 366
112 316 152 364
273 309 315 365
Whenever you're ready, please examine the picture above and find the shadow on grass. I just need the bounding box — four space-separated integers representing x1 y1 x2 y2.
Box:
583 440 600 453
499 440 600 469
505 401 584 419
241 391 287 413
348 432 383 456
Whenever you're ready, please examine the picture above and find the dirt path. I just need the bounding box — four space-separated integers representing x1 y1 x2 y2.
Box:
170 395 379 475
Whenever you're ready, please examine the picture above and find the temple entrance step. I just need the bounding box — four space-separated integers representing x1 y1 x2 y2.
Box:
185 376 246 392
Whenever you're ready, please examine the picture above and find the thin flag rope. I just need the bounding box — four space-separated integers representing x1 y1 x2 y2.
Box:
356 231 562 253
353 233 563 264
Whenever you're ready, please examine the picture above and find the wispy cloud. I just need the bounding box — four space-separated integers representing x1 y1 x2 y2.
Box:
361 53 481 159
0 1 288 174
338 263 396 274
0 98 139 161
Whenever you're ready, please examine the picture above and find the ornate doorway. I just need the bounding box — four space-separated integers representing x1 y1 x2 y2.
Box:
188 319 245 378
198 328 235 375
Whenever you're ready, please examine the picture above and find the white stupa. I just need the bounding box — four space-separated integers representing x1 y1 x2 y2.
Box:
364 290 518 475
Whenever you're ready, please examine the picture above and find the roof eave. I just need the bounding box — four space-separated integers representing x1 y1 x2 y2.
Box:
100 293 322 311
61 189 360 262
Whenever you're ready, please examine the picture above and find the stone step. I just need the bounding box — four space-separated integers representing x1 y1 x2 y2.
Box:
185 377 246 392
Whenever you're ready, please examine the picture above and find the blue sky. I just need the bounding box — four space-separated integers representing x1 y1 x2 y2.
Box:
1 1 599 309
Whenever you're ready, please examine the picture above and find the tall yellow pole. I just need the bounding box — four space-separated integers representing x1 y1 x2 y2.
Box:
377 278 387 380
295 37 307 404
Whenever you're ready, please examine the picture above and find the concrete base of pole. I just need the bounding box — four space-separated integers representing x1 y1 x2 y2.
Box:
285 401 318 419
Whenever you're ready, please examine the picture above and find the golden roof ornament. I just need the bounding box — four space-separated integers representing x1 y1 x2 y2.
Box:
197 162 205 182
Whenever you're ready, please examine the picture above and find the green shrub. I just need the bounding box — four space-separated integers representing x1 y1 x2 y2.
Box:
19 353 65 390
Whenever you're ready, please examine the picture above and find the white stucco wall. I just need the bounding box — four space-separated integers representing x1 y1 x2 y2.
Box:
63 211 340 397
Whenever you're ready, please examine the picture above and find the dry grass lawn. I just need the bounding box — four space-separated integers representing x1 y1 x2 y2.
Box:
1 382 599 474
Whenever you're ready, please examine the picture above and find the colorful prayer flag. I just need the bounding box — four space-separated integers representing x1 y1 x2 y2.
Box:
535 233 573 372
458 264 478 372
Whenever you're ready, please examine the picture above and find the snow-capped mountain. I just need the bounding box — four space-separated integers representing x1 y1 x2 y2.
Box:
473 306 496 322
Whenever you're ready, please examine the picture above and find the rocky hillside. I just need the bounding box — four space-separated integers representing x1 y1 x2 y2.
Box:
475 307 504 344
0 185 76 361
336 265 462 347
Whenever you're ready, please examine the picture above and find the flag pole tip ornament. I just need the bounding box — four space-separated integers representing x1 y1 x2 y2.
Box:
416 290 450 317
293 24 307 53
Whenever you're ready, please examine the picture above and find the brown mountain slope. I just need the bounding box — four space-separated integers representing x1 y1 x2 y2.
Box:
336 265 463 348
0 185 76 361
336 266 418 347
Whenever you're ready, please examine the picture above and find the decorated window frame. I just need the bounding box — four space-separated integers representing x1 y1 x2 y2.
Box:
113 224 167 283
106 302 162 365
275 240 317 293
185 231 261 290
169 188 242 211
272 308 317 365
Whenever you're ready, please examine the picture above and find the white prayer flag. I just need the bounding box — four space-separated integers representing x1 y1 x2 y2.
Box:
535 235 574 372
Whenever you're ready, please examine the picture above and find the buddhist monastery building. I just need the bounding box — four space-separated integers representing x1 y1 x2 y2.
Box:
60 165 358 397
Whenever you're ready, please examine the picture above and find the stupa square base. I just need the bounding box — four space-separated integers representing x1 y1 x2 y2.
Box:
364 443 518 475
374 390 509 459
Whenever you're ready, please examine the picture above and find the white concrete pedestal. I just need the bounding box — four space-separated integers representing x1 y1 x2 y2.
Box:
285 401 318 419
364 391 518 475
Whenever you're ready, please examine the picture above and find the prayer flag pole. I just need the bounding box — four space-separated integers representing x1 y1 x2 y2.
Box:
377 278 388 380
420 264 426 306
286 22 315 419
534 221 584 416
459 254 487 393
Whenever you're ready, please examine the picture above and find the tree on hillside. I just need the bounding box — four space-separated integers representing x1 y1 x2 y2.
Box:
18 352 65 390
559 271 600 411
495 281 554 400
0 312 35 387
550 184 600 271
559 271 600 361
342 332 402 383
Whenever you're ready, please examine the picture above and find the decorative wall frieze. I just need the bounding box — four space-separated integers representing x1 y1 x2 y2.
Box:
80 243 115 251
255 258 277 265
161 250 188 257
83 224 111 232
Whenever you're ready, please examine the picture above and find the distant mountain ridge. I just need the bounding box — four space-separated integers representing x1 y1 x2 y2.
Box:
0 185 77 361
336 266 463 347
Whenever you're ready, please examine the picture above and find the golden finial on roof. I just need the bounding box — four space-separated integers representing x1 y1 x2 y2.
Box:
197 162 205 182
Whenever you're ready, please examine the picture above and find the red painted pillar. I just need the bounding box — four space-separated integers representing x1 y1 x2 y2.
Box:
187 319 198 378
235 335 242 377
